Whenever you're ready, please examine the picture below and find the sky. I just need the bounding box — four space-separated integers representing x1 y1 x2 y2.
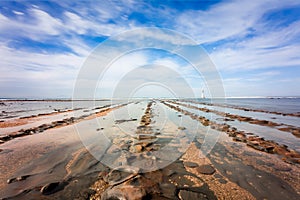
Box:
0 0 300 98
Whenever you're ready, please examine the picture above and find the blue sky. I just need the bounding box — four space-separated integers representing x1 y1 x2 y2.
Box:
0 0 300 98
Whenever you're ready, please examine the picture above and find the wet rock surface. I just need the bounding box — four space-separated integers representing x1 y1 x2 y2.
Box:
92 160 218 200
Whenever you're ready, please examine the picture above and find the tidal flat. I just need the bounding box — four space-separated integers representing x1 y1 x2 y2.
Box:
0 99 300 199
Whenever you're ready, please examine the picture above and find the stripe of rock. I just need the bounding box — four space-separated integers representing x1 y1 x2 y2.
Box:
172 100 300 137
129 101 157 153
0 103 129 145
161 101 300 164
182 99 300 118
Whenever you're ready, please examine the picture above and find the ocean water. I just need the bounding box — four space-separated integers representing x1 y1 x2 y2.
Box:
1 98 300 120
1 98 299 152
193 98 300 114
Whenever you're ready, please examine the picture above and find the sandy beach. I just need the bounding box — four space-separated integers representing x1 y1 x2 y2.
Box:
0 100 300 199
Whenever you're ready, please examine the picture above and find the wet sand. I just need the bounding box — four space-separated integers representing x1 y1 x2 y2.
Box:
0 100 300 199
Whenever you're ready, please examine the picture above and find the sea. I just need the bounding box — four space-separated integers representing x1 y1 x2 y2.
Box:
1 98 300 152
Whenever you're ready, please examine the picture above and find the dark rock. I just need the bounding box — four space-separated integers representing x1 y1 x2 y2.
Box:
136 134 156 140
159 183 177 199
40 182 61 195
213 174 222 179
178 190 208 200
183 162 198 168
178 126 186 130
196 165 215 175
115 118 137 124
218 178 227 184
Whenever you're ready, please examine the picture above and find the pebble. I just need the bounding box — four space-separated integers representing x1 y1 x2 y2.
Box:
183 162 198 168
196 165 216 175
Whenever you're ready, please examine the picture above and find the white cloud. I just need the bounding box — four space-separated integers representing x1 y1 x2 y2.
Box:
0 42 85 97
177 0 300 44
1 0 300 97
210 43 300 71
12 10 24 15
176 0 264 43
203 3 300 71
62 11 131 37
0 9 64 39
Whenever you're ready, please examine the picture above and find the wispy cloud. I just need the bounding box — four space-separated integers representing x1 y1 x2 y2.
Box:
0 0 299 97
